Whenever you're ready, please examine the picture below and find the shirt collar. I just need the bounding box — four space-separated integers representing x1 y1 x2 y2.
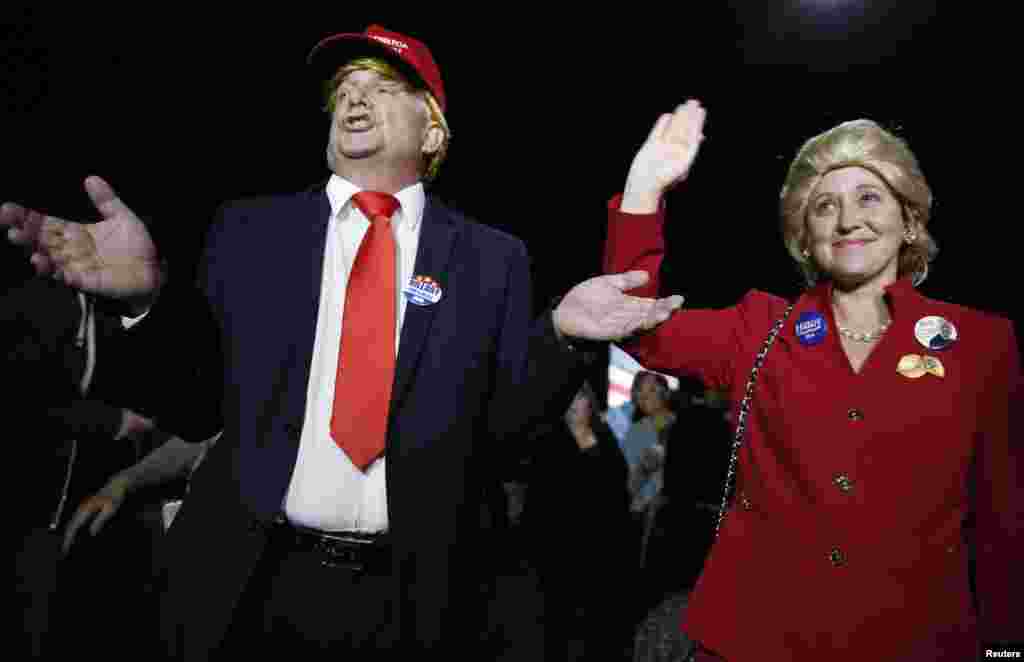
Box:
326 173 426 232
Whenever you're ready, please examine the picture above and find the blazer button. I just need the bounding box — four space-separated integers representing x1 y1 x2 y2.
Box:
847 408 864 421
833 473 855 494
828 547 847 567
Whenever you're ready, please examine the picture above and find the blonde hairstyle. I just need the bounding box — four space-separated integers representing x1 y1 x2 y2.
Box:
323 57 451 182
779 119 937 287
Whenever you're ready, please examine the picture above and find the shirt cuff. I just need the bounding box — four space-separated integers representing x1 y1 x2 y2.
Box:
121 309 150 329
547 302 604 355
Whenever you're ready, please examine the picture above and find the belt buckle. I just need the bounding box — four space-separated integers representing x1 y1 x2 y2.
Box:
315 536 367 573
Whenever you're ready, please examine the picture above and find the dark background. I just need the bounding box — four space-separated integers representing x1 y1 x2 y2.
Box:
4 4 1012 341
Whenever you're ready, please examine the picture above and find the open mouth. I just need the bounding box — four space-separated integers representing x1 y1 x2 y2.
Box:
343 114 374 132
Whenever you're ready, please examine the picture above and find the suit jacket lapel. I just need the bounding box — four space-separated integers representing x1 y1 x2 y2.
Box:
389 197 458 419
303 189 333 330
282 188 332 423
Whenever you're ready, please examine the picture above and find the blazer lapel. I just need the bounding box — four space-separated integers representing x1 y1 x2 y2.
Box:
389 198 459 418
282 188 332 422
303 189 333 333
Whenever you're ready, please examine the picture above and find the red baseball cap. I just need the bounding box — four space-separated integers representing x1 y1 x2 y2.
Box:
307 25 447 112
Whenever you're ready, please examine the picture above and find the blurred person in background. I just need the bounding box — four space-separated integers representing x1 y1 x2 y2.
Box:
6 272 221 660
520 381 638 661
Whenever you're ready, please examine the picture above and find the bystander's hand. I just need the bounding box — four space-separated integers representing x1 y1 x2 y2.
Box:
62 473 133 554
570 426 598 451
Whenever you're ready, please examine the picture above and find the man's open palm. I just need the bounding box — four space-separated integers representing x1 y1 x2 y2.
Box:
2 176 162 303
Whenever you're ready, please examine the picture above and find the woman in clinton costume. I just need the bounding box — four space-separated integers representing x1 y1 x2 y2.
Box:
604 101 1021 660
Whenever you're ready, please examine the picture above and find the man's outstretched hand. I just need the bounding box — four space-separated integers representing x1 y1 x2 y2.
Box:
2 176 162 311
553 271 683 341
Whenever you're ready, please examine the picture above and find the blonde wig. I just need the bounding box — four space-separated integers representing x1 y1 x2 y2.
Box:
323 57 451 183
779 119 937 286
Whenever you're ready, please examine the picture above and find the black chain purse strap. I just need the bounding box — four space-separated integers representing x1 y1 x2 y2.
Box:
713 302 796 541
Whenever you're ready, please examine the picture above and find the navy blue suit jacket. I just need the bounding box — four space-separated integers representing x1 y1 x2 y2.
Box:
160 186 587 657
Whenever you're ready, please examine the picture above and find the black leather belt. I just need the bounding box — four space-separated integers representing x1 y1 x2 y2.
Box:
269 520 391 573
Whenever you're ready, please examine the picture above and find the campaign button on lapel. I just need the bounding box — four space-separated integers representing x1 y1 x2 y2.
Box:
914 315 957 351
795 311 827 346
403 275 443 306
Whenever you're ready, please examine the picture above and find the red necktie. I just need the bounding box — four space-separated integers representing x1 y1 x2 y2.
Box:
331 191 400 470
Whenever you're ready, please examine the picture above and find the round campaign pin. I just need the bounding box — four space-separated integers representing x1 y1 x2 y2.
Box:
403 275 443 307
914 315 957 351
794 311 828 346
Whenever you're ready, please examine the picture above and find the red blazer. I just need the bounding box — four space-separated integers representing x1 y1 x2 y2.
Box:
605 196 1022 661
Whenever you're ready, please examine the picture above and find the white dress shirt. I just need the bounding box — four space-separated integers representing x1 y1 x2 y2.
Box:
283 174 425 533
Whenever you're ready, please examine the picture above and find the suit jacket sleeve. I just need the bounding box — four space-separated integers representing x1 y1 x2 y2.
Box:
113 278 224 445
486 237 591 452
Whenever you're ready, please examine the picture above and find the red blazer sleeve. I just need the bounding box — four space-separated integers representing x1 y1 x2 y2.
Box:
972 319 1023 640
604 193 663 299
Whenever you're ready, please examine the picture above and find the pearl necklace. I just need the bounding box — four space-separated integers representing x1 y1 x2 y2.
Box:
836 319 891 343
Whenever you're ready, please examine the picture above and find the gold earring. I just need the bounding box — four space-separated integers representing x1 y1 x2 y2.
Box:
904 231 917 245
801 247 810 259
